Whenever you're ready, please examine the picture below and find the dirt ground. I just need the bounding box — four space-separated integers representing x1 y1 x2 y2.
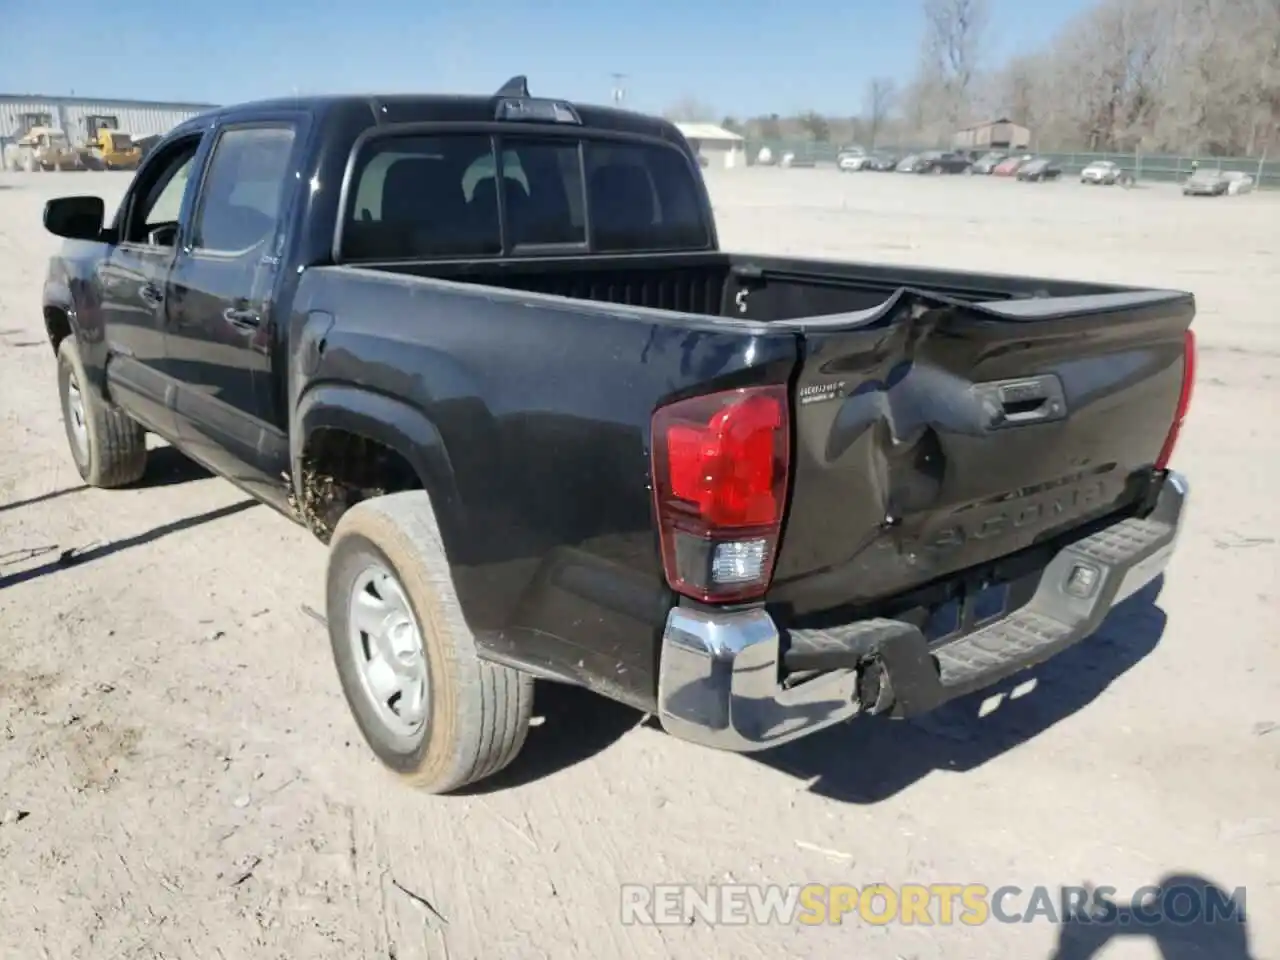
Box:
0 169 1276 960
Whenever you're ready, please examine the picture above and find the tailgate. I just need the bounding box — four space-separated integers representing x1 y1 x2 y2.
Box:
769 288 1195 615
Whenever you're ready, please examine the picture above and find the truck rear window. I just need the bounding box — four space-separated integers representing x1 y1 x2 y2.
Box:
341 133 710 260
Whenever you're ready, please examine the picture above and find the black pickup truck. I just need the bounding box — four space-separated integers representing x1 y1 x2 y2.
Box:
40 78 1195 793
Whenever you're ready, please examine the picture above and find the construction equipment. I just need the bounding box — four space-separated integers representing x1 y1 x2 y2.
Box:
14 127 83 172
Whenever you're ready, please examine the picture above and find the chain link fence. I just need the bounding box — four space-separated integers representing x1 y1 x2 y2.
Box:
740 139 1280 188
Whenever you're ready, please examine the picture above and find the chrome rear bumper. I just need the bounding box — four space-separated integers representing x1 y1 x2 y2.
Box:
657 471 1189 752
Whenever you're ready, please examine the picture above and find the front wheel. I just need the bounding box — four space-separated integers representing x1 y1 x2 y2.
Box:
326 491 533 794
56 337 147 486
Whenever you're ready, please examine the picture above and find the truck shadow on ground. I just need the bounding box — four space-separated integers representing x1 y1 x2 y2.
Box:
0 499 257 590
757 576 1168 803
470 577 1169 798
1049 872 1255 959
0 448 209 516
0 483 90 514
457 681 645 794
135 444 213 487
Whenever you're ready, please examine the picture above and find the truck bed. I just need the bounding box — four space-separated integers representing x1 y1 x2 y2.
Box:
368 251 1138 323
300 253 1191 649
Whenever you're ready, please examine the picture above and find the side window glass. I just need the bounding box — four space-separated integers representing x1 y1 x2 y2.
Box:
192 126 296 255
144 157 193 231
123 139 200 247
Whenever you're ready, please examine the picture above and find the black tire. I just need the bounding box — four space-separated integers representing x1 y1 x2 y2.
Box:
57 336 147 487
326 490 533 794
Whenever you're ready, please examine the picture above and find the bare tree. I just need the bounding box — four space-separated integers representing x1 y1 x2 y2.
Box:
669 0 1280 160
920 0 990 127
757 113 782 140
663 96 717 123
797 111 831 142
865 77 897 146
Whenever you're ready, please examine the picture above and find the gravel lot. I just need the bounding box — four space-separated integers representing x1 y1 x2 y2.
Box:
1 168 1276 960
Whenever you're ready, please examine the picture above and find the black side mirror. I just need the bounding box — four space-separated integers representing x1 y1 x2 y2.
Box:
44 196 106 241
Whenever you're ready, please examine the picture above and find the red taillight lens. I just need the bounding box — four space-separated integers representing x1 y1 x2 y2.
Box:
1155 328 1196 470
651 385 790 603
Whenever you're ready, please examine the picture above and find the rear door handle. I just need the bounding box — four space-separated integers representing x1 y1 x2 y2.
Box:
223 307 261 329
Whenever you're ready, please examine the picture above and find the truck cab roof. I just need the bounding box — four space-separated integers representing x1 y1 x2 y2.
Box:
172 81 690 153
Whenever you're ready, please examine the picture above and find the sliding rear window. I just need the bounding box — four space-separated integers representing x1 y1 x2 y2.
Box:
340 133 709 261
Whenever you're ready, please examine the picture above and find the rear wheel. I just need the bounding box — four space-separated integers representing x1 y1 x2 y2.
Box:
326 491 533 794
56 337 147 487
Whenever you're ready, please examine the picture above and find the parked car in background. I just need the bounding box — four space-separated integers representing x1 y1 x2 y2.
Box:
836 144 866 167
992 155 1031 176
1080 160 1129 186
915 150 972 174
1016 157 1063 181
866 153 899 171
1182 170 1230 196
1219 171 1256 195
970 151 1008 174
838 149 873 172
895 153 922 172
781 152 816 169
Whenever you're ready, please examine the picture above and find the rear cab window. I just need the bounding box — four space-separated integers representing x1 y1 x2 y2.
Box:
340 129 709 261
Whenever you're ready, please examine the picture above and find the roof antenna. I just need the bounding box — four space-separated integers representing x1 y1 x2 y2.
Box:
496 75 530 98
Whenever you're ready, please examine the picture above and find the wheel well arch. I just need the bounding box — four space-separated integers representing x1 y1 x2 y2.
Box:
294 427 422 542
292 385 463 552
44 305 72 354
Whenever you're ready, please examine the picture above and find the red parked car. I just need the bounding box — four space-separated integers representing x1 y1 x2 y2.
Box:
993 155 1031 177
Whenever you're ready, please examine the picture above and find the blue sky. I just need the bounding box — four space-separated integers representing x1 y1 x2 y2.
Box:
1 0 1087 116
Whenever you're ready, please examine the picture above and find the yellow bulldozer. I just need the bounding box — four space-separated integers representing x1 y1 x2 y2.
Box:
86 128 142 170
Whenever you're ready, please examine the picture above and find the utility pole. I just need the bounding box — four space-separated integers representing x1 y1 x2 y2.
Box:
610 73 628 105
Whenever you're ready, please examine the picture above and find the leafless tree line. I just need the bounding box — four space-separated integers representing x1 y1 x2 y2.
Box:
667 0 1280 157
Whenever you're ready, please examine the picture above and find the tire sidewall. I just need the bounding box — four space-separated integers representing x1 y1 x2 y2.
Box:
327 530 441 774
57 342 94 478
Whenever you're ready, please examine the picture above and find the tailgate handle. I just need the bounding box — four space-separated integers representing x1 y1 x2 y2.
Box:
976 376 1066 429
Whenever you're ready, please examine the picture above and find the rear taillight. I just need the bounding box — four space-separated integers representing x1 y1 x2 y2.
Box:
1155 329 1196 470
651 385 790 603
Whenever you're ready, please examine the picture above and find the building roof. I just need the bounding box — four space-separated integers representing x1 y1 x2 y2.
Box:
0 93 219 110
956 118 1029 132
674 122 744 143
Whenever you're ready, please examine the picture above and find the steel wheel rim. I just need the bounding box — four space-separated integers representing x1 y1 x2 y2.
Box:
65 374 89 462
347 562 430 739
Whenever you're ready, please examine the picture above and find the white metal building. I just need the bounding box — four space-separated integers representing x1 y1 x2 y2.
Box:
674 122 747 169
0 94 216 149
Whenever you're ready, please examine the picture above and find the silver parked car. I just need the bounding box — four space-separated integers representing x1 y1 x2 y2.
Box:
1080 160 1131 186
1182 170 1230 196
